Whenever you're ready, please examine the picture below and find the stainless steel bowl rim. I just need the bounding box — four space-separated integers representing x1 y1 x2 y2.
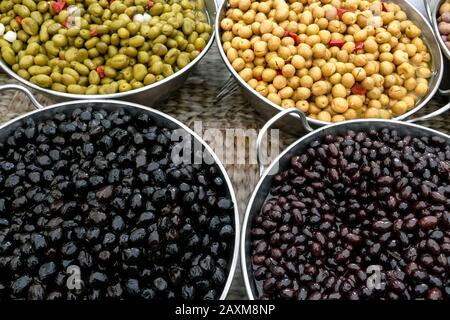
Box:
241 118 450 300
428 0 450 61
216 0 444 127
0 94 240 300
0 2 216 101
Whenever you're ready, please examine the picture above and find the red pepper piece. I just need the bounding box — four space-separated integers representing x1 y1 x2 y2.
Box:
329 39 346 48
147 0 154 9
61 21 70 28
51 0 66 14
15 16 23 24
97 67 105 78
90 29 98 37
382 2 388 12
355 41 364 51
284 31 300 45
337 7 355 19
351 83 366 95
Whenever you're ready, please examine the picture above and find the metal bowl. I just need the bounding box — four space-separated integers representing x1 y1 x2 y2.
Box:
424 0 450 95
426 0 450 61
0 0 217 106
0 84 240 300
216 0 444 130
241 106 450 299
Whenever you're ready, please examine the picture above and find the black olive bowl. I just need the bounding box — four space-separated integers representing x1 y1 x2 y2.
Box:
242 107 450 300
0 84 239 300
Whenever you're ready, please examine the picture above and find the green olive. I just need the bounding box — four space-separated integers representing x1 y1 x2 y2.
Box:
119 82 133 92
143 73 156 85
177 53 191 69
88 48 100 58
88 3 104 17
162 64 174 77
17 69 31 80
23 0 37 11
39 24 49 42
50 72 62 83
103 82 119 94
153 43 168 56
63 67 80 81
64 47 78 62
19 55 34 69
125 47 137 57
150 61 164 75
129 35 145 47
148 26 161 40
0 40 11 50
96 42 108 54
14 4 31 18
44 41 59 56
28 65 51 75
127 22 140 35
120 66 133 82
85 84 99 95
66 27 80 38
104 66 117 78
30 74 52 88
137 51 149 64
37 1 48 13
101 77 114 85
22 17 39 35
194 37 206 51
133 64 147 82
150 3 164 16
77 49 89 62
110 54 129 69
108 45 119 57
34 54 48 66
85 38 99 50
79 76 89 87
0 2 13 12
73 62 90 76
164 48 180 65
47 22 62 36
67 84 86 94
182 19 194 36
0 0 212 94
51 83 67 92
118 27 130 39
61 73 77 86
84 59 96 70
88 70 101 85
25 42 41 56
53 34 68 47
131 80 144 89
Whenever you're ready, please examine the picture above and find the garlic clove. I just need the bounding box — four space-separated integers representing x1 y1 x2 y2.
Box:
4 30 17 43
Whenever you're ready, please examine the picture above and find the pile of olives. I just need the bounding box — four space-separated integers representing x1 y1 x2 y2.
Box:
0 0 212 94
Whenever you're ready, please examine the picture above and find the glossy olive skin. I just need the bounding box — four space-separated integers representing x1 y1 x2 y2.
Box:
0 107 234 300
251 128 450 300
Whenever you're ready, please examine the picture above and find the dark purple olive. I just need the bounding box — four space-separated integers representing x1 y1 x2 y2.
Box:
0 107 234 300
251 128 450 300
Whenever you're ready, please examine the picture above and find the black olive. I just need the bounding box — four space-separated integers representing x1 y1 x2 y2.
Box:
38 262 57 281
251 129 450 300
0 107 234 301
